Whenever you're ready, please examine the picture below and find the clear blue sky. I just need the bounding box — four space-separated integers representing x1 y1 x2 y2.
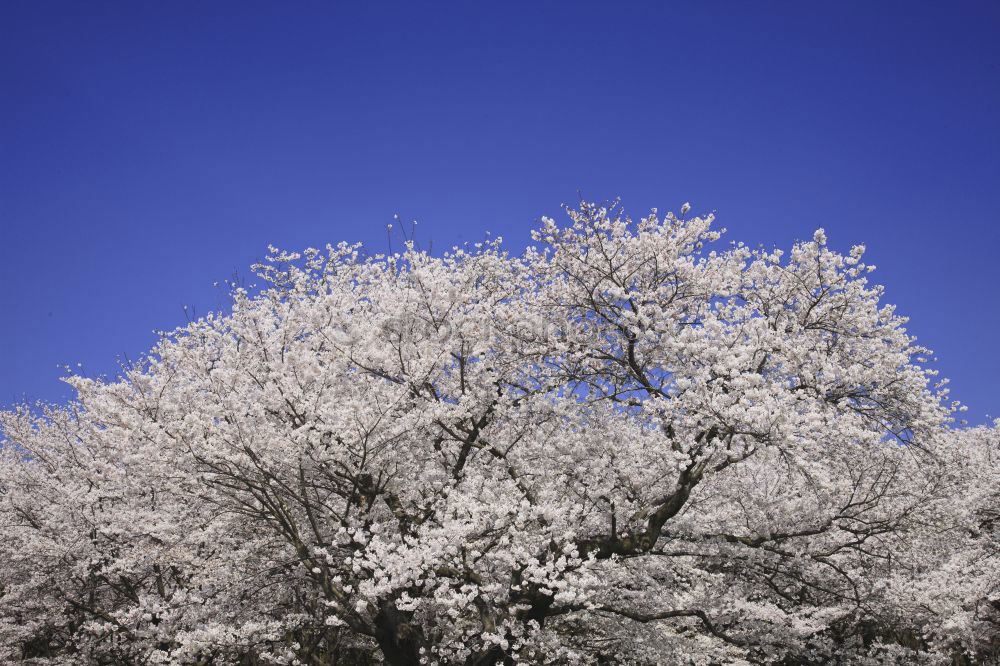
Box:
2 2 998 422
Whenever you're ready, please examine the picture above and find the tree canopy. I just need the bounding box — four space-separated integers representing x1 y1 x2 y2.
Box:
2 202 998 665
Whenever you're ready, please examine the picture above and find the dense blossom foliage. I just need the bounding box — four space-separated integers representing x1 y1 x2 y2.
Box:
2 203 998 665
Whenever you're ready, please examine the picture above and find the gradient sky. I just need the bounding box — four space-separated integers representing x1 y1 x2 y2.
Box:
2 1 998 422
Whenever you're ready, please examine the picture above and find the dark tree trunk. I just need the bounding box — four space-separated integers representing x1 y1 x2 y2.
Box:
374 601 423 666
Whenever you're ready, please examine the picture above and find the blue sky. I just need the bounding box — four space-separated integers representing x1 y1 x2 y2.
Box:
2 1 998 422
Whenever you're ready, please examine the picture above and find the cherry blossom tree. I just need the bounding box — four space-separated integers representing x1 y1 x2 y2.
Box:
2 202 997 665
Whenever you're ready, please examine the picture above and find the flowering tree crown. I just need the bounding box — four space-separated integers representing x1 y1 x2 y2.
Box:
1 202 997 665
